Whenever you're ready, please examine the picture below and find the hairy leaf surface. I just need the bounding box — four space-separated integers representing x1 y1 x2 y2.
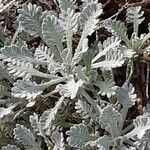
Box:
13 124 42 150
18 3 44 36
1 145 20 150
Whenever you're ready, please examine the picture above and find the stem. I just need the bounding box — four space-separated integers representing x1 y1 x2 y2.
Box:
75 31 85 54
32 69 61 79
133 18 139 37
121 123 134 135
38 78 67 90
125 60 133 84
31 59 48 66
110 124 119 138
146 62 149 98
11 27 21 45
82 90 102 114
39 128 53 149
66 32 73 61
41 90 58 98
0 0 16 13
66 23 73 73
119 107 129 131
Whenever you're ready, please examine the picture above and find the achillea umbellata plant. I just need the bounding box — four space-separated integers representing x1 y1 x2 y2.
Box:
0 0 150 150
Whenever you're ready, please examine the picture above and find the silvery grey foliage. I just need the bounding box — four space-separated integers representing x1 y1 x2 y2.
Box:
0 0 150 150
13 124 42 150
1 145 20 150
18 3 46 36
51 131 65 150
94 78 118 98
126 6 145 35
39 96 65 135
66 123 97 148
0 85 8 98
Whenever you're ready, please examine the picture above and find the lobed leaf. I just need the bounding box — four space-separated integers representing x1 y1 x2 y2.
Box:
116 83 136 109
56 77 83 99
94 78 117 98
92 36 121 63
13 124 42 150
39 97 64 135
91 49 124 70
42 15 64 62
51 131 65 150
18 3 44 36
96 135 112 150
66 123 96 148
7 61 33 79
125 114 150 140
12 80 43 99
126 6 145 34
109 20 130 46
58 0 74 11
0 105 16 119
80 2 102 36
99 106 122 130
1 145 20 150
29 113 40 134
1 45 33 63
0 85 8 98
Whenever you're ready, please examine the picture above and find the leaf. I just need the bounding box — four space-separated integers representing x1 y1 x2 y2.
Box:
94 78 117 98
109 20 130 46
51 131 65 150
75 99 93 119
34 45 52 63
80 2 102 37
92 36 121 63
120 45 136 59
34 45 63 74
96 135 112 150
42 15 64 62
74 2 103 62
58 0 74 11
7 61 33 79
1 145 20 150
39 97 64 135
13 124 42 150
125 114 150 140
1 45 33 63
7 61 53 79
66 123 96 148
99 106 122 138
0 25 5 46
18 3 45 36
116 83 136 109
134 129 150 150
126 6 145 34
0 85 8 98
55 77 83 99
12 78 65 99
91 49 124 70
0 105 16 119
83 50 95 74
11 80 43 99
29 113 40 134
60 8 80 34
0 65 10 79
59 8 80 65
71 38 88 67
100 106 122 127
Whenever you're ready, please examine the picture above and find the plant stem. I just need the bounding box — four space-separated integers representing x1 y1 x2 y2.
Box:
119 107 128 131
11 27 21 45
82 90 102 114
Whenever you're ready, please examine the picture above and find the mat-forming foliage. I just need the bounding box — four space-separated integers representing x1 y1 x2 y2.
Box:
0 0 150 149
